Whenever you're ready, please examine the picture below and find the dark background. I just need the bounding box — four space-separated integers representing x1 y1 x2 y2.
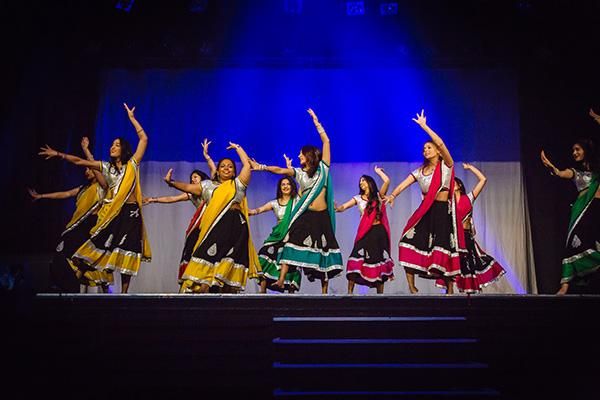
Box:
1 0 599 294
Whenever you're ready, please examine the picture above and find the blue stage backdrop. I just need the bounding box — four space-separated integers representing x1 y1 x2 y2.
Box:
94 68 519 163
91 67 535 295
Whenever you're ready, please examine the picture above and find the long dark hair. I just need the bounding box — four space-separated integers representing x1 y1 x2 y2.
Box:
359 175 382 220
213 158 237 181
454 177 466 195
190 169 210 183
574 137 599 174
109 137 133 172
276 176 298 199
301 145 321 178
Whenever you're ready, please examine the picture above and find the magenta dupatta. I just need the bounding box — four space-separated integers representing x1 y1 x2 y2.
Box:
354 200 391 252
401 162 465 251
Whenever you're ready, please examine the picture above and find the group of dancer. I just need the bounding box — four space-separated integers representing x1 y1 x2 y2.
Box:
32 105 597 295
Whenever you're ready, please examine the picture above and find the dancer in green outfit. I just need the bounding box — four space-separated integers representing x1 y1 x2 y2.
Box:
250 108 343 294
541 116 600 294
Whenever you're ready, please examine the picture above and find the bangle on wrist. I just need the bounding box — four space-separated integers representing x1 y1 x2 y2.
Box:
136 128 144 134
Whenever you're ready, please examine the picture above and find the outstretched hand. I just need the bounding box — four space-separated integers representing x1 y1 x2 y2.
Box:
462 162 473 171
124 103 136 120
412 109 427 127
590 108 600 124
374 165 385 174
248 158 261 170
307 108 319 124
202 138 212 156
38 144 58 160
226 141 241 150
283 154 293 169
383 194 395 207
164 168 174 184
540 150 554 169
28 188 41 201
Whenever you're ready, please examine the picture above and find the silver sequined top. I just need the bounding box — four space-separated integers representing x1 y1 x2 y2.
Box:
269 199 287 222
188 193 203 208
201 177 247 204
294 164 327 192
571 169 593 192
352 195 369 216
411 163 453 194
269 197 298 222
101 160 128 197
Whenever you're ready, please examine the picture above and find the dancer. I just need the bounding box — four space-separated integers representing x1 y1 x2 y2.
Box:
29 139 110 292
444 163 506 293
335 166 394 294
38 103 151 293
385 110 463 294
144 169 210 282
250 175 302 293
143 139 216 282
169 142 261 293
250 108 343 294
541 134 600 295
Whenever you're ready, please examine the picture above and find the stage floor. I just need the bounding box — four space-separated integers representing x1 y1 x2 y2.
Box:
4 293 598 399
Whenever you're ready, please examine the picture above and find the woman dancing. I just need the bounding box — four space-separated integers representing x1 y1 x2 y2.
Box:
144 139 216 283
541 134 600 295
445 163 506 293
29 138 109 292
250 175 302 293
167 142 261 293
335 166 394 294
250 108 343 294
385 110 463 294
38 103 151 293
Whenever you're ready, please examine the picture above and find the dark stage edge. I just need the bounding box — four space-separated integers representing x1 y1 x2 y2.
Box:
4 294 599 400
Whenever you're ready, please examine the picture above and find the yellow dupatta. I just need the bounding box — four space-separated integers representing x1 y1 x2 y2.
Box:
193 179 261 279
91 159 152 262
64 182 102 232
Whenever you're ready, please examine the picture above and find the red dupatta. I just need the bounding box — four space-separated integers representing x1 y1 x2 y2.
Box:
185 201 206 237
401 162 465 251
355 199 391 252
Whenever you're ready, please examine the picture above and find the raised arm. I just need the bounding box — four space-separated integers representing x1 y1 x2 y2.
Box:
334 198 357 213
164 168 203 196
248 200 274 216
249 158 294 176
308 108 330 165
28 187 80 201
374 165 390 196
38 144 101 170
143 192 190 205
227 142 251 186
412 110 453 167
384 174 417 206
540 150 574 179
125 103 148 164
81 137 108 190
462 163 487 200
202 138 217 177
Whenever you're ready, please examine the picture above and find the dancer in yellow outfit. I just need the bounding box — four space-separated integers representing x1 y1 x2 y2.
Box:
164 141 261 293
39 103 150 293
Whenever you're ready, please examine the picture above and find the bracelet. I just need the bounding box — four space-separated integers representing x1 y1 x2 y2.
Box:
136 128 144 134
390 193 396 199
261 164 267 171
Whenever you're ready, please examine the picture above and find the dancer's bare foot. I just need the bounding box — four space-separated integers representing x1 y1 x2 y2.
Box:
272 279 285 289
409 286 419 294
556 283 569 295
